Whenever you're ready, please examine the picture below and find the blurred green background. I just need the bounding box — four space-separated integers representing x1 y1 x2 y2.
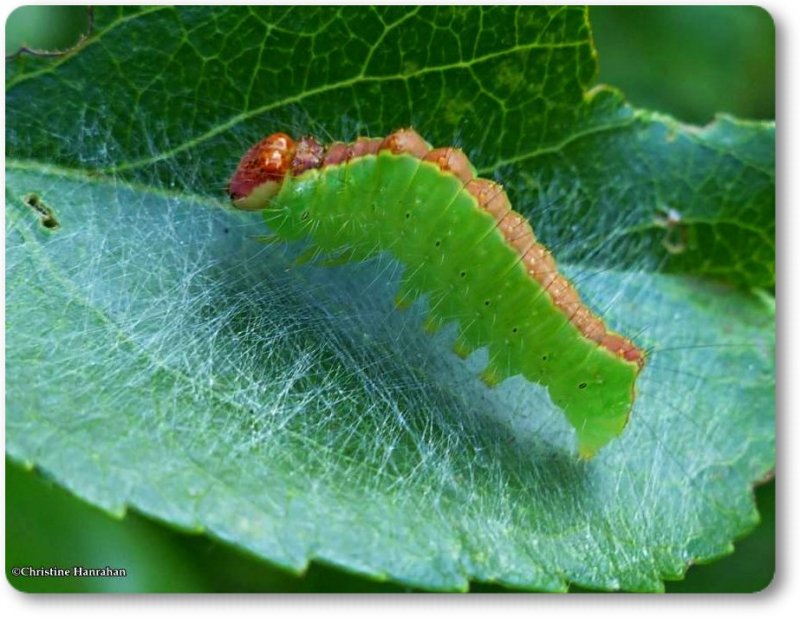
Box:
5 5 775 592
5 5 89 56
591 5 775 122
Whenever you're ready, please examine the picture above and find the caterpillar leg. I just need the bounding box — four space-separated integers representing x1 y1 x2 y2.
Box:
293 244 326 266
423 313 445 334
296 245 375 268
452 334 476 359
394 276 422 310
318 245 376 267
250 234 283 245
480 352 514 388
480 366 505 388
423 289 460 334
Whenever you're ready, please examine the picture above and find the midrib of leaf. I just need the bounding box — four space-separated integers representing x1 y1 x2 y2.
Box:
99 43 593 175
8 8 598 177
6 158 223 208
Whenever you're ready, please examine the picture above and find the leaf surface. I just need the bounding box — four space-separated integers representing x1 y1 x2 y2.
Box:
5 6 774 591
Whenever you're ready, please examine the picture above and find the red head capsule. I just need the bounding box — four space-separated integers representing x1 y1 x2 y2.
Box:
228 132 297 210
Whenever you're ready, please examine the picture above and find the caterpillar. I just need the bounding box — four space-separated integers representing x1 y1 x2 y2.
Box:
228 129 644 458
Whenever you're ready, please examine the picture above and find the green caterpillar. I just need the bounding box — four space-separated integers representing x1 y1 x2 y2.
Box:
228 129 644 457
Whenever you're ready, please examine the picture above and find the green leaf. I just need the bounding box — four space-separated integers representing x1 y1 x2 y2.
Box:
6 6 774 591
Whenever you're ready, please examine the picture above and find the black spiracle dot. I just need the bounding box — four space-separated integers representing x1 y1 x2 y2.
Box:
460 271 467 278
512 327 518 334
434 239 441 247
484 299 491 306
541 355 548 361
578 382 588 390
405 212 411 219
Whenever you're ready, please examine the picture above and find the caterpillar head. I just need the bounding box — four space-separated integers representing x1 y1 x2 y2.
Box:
229 132 297 210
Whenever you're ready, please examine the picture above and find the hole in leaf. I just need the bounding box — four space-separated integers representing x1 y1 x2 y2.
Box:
22 193 59 229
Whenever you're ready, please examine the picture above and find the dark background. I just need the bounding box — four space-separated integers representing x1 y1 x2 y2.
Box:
5 5 775 592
